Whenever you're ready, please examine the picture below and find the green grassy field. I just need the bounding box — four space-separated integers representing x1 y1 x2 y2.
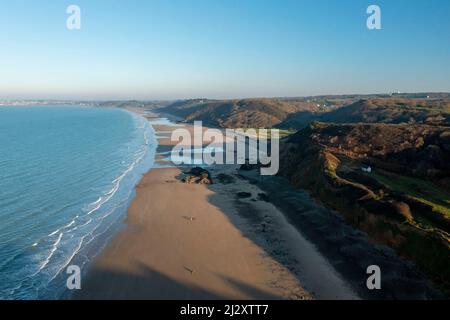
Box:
239 128 296 139
367 170 450 219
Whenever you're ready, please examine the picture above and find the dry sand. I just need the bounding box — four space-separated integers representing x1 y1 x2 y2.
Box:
75 121 357 300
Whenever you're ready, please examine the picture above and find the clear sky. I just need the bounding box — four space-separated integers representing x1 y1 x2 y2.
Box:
0 0 449 100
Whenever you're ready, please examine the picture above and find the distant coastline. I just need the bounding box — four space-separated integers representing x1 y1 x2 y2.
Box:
76 106 444 300
1 94 448 299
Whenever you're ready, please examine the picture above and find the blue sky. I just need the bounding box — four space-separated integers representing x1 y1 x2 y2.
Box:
0 0 449 100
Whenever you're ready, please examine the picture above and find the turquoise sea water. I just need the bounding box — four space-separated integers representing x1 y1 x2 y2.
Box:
0 106 156 299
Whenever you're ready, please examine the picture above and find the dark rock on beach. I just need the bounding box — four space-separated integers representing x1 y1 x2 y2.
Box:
258 193 270 202
216 173 235 184
237 192 252 199
182 167 213 185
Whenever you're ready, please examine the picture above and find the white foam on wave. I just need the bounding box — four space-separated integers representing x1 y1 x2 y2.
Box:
38 232 63 272
29 112 157 298
47 229 61 237
46 126 152 286
90 197 102 207
70 218 92 232
49 234 86 282
30 217 79 249
2 110 158 300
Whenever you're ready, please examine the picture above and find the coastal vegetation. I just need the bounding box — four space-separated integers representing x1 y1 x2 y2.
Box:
278 122 450 294
155 94 450 130
125 94 450 294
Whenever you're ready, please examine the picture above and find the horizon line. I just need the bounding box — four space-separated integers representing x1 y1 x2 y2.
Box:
1 91 449 103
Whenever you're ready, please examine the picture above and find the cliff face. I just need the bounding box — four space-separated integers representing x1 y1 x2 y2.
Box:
279 122 450 293
287 122 450 184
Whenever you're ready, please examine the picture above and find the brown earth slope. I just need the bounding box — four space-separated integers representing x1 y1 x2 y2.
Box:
157 98 321 128
279 122 450 293
279 98 450 129
321 99 450 126
157 97 450 130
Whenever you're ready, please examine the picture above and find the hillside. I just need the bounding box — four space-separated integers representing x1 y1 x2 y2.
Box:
321 99 450 126
157 97 450 130
157 98 321 128
279 122 450 293
279 98 450 129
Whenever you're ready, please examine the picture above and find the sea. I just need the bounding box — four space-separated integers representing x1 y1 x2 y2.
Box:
0 106 157 299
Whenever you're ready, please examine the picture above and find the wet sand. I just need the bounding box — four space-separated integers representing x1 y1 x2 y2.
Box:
75 120 358 300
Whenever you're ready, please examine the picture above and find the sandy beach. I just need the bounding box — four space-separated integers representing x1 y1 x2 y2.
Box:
75 119 358 300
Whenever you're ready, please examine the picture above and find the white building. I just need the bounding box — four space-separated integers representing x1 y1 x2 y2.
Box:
361 166 372 173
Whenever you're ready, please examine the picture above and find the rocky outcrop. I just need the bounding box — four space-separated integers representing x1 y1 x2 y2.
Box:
181 167 213 184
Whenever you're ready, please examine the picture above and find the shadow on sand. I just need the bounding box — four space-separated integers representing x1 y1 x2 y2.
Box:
209 168 443 299
74 262 282 300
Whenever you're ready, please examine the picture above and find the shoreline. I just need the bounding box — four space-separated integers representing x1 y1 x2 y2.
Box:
75 114 359 300
57 108 158 299
0 106 159 300
68 108 446 300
